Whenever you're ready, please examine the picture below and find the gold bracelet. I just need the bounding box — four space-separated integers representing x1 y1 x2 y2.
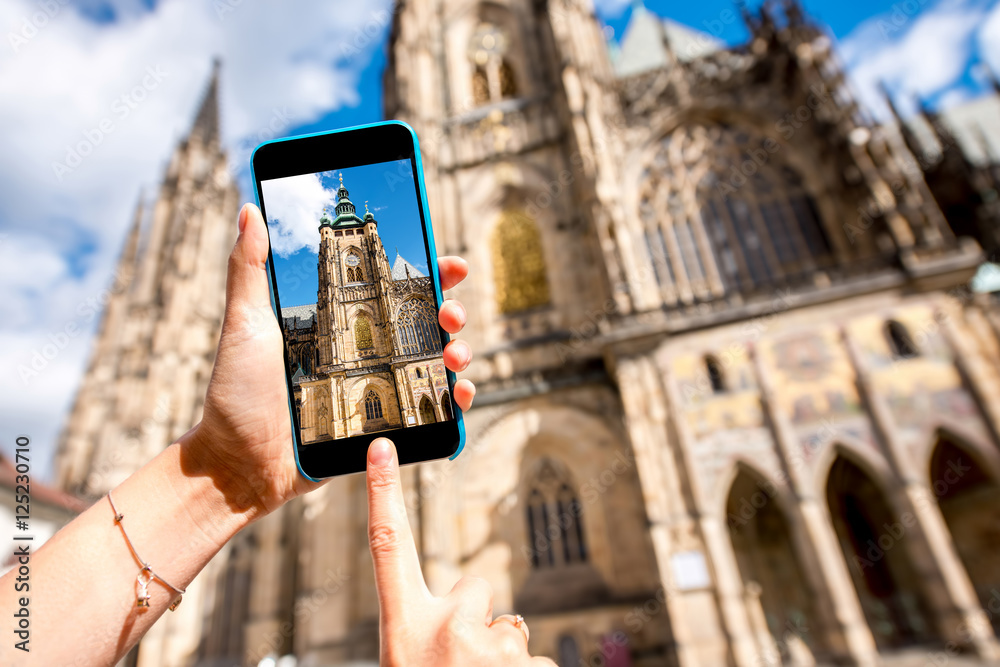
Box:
107 492 186 611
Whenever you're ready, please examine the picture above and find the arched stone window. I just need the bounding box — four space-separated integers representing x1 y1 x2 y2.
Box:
491 209 550 314
355 316 374 351
419 396 436 424
441 391 453 420
638 123 832 305
525 458 588 570
886 320 919 359
364 389 383 421
397 298 440 355
705 355 726 393
468 23 519 106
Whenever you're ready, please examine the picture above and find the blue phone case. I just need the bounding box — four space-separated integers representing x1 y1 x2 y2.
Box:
250 120 466 481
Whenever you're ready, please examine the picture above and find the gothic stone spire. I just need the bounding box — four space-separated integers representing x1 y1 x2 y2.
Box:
189 58 221 145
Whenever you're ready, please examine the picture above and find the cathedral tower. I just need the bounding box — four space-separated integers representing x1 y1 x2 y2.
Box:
55 62 241 497
383 0 618 367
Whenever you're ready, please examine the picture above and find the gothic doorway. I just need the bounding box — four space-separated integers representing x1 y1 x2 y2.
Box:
930 435 1000 635
826 456 936 648
726 469 821 662
419 395 436 424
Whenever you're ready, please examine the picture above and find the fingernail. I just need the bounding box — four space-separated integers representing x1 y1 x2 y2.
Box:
238 204 249 234
369 438 392 466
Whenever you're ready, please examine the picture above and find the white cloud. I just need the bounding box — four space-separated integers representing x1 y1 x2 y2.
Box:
980 2 1000 73
592 0 632 20
261 173 336 257
839 0 993 120
0 0 392 478
936 86 975 109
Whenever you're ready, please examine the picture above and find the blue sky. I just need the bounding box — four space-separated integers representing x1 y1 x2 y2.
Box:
0 0 997 478
264 159 428 308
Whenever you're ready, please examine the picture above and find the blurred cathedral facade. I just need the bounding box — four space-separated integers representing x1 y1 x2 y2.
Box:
55 0 1000 665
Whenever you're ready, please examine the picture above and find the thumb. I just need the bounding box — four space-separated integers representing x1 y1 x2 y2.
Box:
222 203 276 340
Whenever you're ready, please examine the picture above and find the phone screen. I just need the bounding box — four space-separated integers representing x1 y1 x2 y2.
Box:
259 154 456 459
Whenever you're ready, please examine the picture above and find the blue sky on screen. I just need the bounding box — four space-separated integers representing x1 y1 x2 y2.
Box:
263 159 429 308
0 0 997 475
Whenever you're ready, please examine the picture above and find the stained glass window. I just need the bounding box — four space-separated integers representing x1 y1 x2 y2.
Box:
364 390 383 420
355 316 373 350
638 123 833 303
491 210 550 314
397 298 440 355
525 459 587 569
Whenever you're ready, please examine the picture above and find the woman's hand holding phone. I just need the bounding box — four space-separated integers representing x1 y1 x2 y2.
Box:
181 203 476 521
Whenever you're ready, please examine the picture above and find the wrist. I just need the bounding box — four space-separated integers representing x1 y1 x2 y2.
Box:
169 428 264 542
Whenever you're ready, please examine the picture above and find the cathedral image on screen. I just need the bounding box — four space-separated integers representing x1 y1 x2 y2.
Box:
267 171 452 443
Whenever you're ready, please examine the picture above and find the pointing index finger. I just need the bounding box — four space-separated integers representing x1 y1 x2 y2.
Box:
366 438 430 619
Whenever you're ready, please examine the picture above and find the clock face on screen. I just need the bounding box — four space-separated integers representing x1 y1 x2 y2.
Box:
345 254 360 266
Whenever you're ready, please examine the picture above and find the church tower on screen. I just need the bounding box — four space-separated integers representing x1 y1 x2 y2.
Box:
280 175 450 442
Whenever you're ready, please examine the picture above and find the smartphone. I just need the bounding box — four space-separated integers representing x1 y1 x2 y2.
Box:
250 121 465 480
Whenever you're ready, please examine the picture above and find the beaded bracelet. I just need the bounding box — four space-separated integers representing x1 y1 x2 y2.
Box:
107 492 186 611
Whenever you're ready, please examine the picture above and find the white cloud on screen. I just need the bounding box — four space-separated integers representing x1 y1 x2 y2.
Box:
0 0 391 477
262 174 336 258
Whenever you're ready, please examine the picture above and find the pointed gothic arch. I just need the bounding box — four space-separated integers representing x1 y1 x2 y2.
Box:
928 433 1000 635
364 388 384 422
523 458 588 569
491 209 550 314
418 395 437 424
825 455 938 648
441 391 453 420
725 463 823 661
